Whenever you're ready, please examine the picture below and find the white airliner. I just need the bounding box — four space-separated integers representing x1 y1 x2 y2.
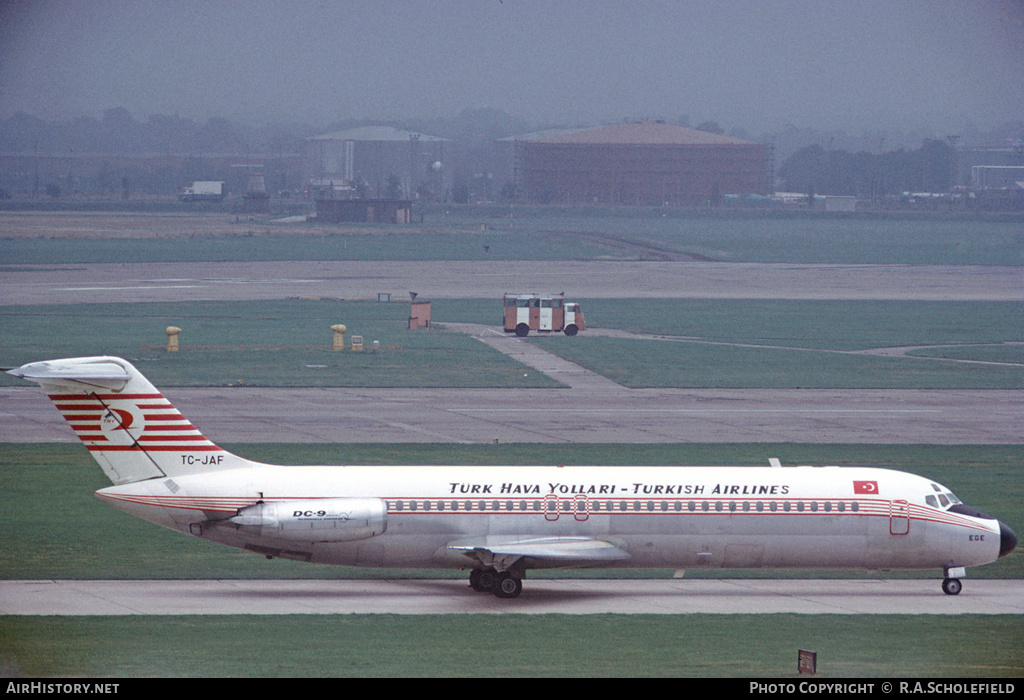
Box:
8 356 1016 599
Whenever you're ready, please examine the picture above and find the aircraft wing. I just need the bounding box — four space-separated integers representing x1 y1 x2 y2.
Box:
448 536 630 571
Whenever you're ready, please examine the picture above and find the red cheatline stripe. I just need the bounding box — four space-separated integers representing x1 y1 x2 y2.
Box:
49 393 164 401
137 424 199 431
86 445 223 452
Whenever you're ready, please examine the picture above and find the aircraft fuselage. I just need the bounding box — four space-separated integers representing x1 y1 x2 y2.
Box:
96 464 1008 572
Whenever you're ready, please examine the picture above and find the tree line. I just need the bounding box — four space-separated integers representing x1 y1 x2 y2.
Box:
777 139 955 197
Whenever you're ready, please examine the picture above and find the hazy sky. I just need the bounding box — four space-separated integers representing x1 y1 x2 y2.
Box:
2 0 1022 132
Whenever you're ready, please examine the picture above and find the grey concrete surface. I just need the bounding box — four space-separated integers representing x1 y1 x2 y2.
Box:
3 385 1020 445
2 578 1021 615
2 260 1022 304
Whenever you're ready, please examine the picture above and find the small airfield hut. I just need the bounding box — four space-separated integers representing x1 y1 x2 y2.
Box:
513 121 772 206
315 197 412 224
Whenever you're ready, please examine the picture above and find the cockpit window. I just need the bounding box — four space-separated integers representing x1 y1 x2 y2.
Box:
926 483 964 509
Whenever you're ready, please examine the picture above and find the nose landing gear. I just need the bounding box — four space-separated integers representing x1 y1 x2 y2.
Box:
942 567 965 595
941 577 962 595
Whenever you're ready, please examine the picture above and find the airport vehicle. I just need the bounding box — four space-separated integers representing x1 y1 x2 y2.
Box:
8 356 1015 599
504 293 585 336
178 180 225 202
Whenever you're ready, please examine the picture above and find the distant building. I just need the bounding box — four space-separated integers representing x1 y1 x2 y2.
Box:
510 121 772 206
315 197 412 224
304 126 448 200
970 165 1024 211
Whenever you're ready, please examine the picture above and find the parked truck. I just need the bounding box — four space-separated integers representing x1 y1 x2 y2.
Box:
179 181 225 202
503 293 585 337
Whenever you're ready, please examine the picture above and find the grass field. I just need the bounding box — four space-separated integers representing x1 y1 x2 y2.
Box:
0 299 556 388
2 206 1022 265
3 614 1021 677
2 298 1020 389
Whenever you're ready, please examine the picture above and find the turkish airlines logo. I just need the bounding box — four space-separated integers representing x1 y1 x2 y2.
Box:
853 480 879 495
100 405 144 445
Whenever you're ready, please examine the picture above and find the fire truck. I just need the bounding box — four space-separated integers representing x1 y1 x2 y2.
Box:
503 293 586 337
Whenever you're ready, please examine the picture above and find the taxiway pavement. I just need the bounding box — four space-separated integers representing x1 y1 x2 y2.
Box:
2 260 1022 304
2 579 1021 615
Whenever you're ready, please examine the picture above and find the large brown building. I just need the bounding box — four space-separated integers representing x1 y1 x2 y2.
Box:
513 121 772 205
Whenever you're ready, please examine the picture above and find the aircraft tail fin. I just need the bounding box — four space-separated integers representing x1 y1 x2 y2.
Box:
8 356 252 485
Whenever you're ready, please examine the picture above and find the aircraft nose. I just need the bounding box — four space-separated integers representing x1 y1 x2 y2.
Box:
999 520 1017 559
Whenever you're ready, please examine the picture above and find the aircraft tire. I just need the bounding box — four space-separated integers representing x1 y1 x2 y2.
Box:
941 578 962 595
493 572 523 599
471 568 498 593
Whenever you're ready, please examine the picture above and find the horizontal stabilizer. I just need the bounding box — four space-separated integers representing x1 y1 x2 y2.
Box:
8 357 131 390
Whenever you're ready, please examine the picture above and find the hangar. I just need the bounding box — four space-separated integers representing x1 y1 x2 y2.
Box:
513 121 772 206
304 126 448 200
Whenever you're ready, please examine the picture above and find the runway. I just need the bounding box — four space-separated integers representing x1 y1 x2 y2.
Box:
4 384 1020 444
2 260 1022 305
3 578 1022 615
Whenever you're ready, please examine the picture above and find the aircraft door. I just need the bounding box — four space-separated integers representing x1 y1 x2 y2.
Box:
890 499 910 535
574 494 589 522
544 494 559 521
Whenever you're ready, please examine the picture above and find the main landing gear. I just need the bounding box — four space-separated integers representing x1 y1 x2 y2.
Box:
469 567 523 599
